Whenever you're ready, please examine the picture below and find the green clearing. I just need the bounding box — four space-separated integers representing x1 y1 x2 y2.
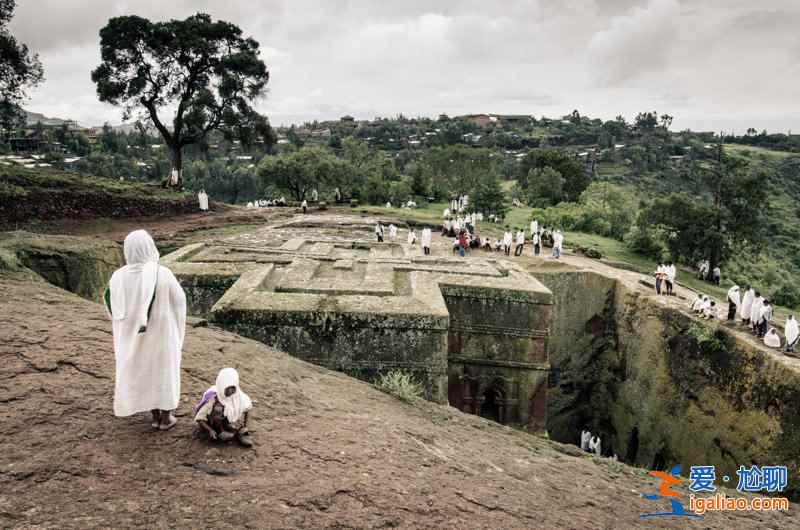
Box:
0 165 189 200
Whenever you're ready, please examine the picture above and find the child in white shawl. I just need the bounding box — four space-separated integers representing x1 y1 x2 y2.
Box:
194 368 254 447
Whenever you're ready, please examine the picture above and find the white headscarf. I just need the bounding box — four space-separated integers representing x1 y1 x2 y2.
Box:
214 368 252 423
727 285 740 306
786 316 799 346
764 328 781 348
109 230 160 332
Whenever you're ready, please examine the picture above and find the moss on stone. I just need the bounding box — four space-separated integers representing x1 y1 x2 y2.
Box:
0 231 123 301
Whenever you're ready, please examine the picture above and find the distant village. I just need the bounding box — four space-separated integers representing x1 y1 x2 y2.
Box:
0 109 732 184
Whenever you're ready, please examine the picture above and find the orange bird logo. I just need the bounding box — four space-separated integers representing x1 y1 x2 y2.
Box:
647 471 682 499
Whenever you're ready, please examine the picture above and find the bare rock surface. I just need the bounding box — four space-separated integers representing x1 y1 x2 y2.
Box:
1 274 794 529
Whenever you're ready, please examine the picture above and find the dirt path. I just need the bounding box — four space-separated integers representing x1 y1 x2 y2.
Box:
1 269 795 528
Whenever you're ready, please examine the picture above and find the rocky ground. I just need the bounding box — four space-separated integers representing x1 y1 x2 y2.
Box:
2 275 795 529
2 206 797 529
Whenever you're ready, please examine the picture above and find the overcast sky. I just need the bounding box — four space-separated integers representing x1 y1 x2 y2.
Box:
9 0 800 132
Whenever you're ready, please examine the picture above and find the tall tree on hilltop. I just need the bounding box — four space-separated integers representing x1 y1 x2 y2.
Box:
91 13 271 187
0 0 44 135
639 143 769 271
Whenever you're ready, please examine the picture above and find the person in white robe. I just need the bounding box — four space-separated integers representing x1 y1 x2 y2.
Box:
589 435 601 456
691 293 704 312
530 219 539 237
311 189 318 202
702 300 718 319
514 229 525 256
421 228 432 255
197 190 207 211
407 228 417 245
727 285 740 320
301 199 308 214
785 316 799 352
750 292 765 334
502 230 513 256
104 230 186 430
740 286 755 325
654 263 665 295
443 208 450 218
375 221 384 242
552 230 564 259
389 224 398 242
532 232 541 256
757 300 773 338
665 262 676 295
580 429 591 451
764 328 781 348
385 202 392 208
193 367 254 447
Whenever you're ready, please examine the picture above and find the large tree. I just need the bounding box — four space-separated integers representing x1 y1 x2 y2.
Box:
638 145 769 273
258 146 351 201
91 13 270 186
0 0 44 133
472 174 508 220
519 149 589 202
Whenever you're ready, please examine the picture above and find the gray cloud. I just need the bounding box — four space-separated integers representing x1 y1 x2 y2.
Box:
7 0 800 132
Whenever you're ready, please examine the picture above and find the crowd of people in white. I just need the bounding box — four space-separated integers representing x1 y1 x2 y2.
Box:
245 197 288 208
373 211 566 262
689 284 798 353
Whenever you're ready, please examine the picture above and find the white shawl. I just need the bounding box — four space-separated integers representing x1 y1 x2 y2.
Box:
109 230 160 332
751 297 764 324
764 330 781 348
107 230 186 417
740 289 755 319
214 368 253 423
727 286 741 307
786 317 799 346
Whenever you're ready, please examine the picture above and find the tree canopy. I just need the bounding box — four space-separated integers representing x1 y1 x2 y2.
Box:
257 146 351 201
91 13 271 184
519 149 590 202
0 0 43 131
637 149 769 271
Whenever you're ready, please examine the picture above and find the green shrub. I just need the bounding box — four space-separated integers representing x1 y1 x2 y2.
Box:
375 370 423 402
528 183 637 241
772 282 800 309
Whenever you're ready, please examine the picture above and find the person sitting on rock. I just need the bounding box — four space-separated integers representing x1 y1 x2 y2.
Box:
194 368 253 448
701 300 717 319
764 328 781 349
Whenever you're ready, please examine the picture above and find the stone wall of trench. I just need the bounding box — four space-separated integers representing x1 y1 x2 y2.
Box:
537 269 800 499
0 232 122 302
